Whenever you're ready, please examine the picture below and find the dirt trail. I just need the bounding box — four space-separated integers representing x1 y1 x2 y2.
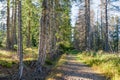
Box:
47 54 108 80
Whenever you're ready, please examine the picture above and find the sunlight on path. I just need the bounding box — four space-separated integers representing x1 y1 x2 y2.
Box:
47 54 107 80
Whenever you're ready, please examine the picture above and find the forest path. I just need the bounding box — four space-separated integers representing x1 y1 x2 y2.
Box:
47 54 108 80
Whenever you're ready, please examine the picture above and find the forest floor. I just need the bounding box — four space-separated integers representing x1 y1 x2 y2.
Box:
0 48 119 80
46 54 108 80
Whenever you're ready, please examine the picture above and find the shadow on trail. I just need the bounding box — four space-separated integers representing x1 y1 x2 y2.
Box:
50 55 109 80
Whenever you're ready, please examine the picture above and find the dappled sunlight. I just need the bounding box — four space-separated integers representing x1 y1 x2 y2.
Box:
0 48 38 61
55 54 66 67
46 54 66 80
47 54 107 80
56 73 62 77
0 58 16 62
0 48 38 69
0 49 16 57
0 0 120 79
24 48 38 54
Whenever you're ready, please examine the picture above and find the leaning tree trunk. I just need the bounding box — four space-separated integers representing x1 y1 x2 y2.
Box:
18 0 23 79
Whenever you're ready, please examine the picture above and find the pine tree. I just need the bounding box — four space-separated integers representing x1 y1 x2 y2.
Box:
18 0 23 79
6 0 11 49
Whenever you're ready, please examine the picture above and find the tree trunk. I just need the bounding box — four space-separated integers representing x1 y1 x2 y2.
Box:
115 17 119 52
26 10 31 47
18 0 23 79
85 0 91 51
6 0 11 49
13 0 17 45
11 0 17 50
105 0 109 51
37 0 48 69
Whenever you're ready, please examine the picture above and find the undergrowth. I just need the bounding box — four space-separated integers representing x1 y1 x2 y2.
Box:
0 48 38 68
0 60 16 68
76 51 120 80
46 54 66 80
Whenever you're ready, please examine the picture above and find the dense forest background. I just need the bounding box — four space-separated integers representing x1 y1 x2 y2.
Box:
0 0 120 80
74 0 120 52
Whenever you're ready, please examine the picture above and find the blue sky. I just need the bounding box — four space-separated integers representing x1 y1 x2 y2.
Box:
71 1 80 27
1 0 120 26
71 0 100 27
71 0 120 27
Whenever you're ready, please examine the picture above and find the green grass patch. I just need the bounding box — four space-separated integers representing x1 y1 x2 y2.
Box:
0 60 16 68
45 59 53 65
0 48 38 68
45 54 66 80
66 49 81 54
76 51 120 80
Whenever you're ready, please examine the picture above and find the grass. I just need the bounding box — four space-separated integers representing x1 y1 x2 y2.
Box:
46 54 66 80
0 47 66 79
0 49 17 68
0 47 38 68
0 47 39 78
0 60 15 68
67 49 81 54
1 48 119 80
75 51 120 80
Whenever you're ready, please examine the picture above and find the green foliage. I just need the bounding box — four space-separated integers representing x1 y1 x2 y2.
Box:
0 60 15 68
31 33 38 47
46 54 66 80
0 30 5 47
59 42 71 52
45 59 53 65
22 0 40 47
83 58 103 66
67 50 81 54
77 52 120 80
13 44 18 50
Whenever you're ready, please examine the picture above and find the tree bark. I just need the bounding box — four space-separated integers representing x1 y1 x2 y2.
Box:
27 10 31 47
105 0 109 51
11 0 17 50
85 0 91 51
37 0 48 67
18 0 23 79
6 0 11 49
